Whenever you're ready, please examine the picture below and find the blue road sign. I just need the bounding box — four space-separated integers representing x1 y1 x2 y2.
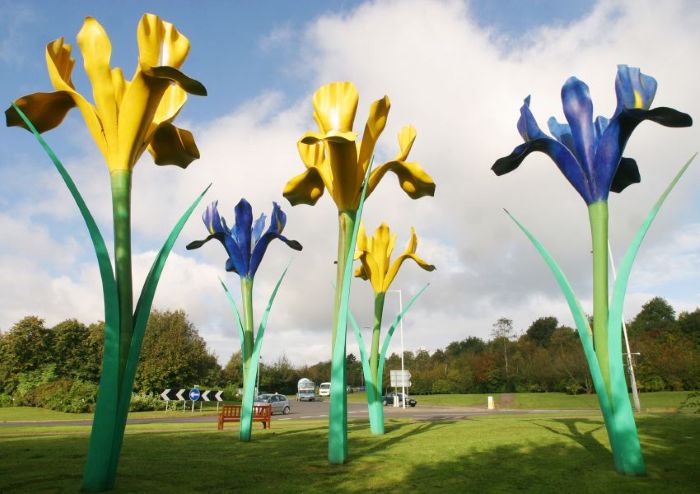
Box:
189 388 201 401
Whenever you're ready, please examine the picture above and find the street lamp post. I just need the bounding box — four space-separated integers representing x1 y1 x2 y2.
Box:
388 289 405 409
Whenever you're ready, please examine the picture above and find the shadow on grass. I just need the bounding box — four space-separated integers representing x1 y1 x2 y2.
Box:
530 416 609 457
1 415 698 493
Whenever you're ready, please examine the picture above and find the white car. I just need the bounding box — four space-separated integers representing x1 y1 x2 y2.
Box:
319 382 331 397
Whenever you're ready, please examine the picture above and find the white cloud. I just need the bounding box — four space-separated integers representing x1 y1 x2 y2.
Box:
2 0 699 367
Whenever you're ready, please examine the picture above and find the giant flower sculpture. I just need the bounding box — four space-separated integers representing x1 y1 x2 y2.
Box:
492 65 692 475
352 223 434 434
283 81 435 463
6 14 207 491
187 199 301 441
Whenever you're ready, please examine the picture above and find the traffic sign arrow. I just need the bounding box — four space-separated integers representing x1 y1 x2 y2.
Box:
214 390 224 401
160 389 171 401
201 390 211 401
175 389 186 401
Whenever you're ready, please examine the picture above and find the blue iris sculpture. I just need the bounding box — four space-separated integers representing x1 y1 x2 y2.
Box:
187 198 302 441
493 65 692 475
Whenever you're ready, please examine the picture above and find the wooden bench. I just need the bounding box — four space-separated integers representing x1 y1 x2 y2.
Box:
217 404 272 430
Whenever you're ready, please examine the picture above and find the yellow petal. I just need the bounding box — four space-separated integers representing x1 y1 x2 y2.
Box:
369 159 435 199
327 140 361 211
355 222 368 255
45 38 107 158
77 17 118 148
6 91 76 133
153 84 187 125
137 13 190 69
283 167 326 206
370 223 395 281
111 68 128 107
312 81 358 134
147 122 199 168
383 227 435 291
395 125 416 161
358 95 390 171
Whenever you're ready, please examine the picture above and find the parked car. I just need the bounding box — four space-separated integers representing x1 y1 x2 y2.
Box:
254 393 291 415
382 392 417 407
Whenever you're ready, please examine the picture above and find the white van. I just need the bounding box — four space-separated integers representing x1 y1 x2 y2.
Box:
319 382 331 397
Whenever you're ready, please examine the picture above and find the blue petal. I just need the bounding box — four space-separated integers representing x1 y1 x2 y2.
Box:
547 117 576 154
232 198 253 276
516 96 548 141
593 116 609 142
252 213 266 246
615 65 657 113
248 202 299 278
202 200 225 234
561 77 597 176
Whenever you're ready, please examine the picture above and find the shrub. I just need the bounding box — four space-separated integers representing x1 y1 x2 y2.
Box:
129 392 165 412
21 379 97 413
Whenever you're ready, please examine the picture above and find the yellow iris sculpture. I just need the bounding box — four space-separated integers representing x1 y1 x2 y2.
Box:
353 223 434 434
6 14 206 492
283 81 435 463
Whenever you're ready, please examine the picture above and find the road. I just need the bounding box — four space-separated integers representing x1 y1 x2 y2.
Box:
0 399 594 428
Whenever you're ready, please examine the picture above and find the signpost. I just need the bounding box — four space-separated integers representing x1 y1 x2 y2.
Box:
390 370 411 408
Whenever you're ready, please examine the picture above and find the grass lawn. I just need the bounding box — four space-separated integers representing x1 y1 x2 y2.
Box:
0 412 698 493
354 391 693 410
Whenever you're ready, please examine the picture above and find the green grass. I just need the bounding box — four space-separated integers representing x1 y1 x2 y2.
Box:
1 413 698 493
351 391 693 410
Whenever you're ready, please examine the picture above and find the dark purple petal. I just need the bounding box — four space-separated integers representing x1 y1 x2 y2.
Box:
595 106 692 197
610 158 640 193
186 232 225 250
492 138 593 204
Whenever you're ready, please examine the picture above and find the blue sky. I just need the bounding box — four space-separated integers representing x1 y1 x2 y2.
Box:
1 0 698 366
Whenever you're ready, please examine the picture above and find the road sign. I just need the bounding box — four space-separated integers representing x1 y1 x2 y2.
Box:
160 389 224 401
390 370 412 387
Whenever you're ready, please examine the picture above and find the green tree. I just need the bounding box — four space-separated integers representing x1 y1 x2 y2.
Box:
135 310 221 393
525 316 558 347
628 297 676 335
51 319 101 382
491 317 514 378
678 308 700 345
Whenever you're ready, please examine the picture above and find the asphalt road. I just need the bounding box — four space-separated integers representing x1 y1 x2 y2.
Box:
0 399 593 428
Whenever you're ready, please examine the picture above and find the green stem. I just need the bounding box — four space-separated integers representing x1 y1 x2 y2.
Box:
240 277 255 386
367 292 386 434
329 209 355 463
110 170 133 385
240 276 255 442
588 201 610 400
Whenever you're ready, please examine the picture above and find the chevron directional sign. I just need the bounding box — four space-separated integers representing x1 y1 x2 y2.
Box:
160 389 225 401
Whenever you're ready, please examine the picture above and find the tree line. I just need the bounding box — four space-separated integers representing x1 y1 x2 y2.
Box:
1 297 699 412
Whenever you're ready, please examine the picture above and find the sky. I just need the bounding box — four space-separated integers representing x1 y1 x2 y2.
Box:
1 0 699 369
